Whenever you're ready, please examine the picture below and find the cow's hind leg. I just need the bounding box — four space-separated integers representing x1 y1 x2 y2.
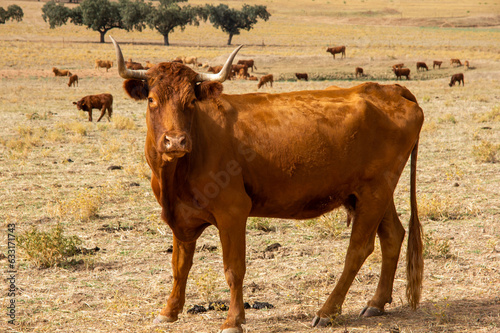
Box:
154 236 197 323
97 107 107 122
107 106 113 121
312 192 389 327
360 199 405 317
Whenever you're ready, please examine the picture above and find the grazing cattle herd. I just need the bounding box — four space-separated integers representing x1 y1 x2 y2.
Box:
50 42 469 125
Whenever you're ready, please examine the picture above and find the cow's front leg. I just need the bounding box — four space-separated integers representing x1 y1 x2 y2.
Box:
88 110 93 122
218 220 247 333
154 236 196 324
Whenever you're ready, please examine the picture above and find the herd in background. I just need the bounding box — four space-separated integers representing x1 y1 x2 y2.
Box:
51 44 470 122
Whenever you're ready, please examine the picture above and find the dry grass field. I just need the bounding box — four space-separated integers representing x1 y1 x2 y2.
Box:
1 0 500 332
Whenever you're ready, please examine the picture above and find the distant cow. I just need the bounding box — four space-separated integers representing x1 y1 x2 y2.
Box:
464 60 470 70
355 67 364 78
416 62 428 71
52 67 72 77
393 67 411 80
183 57 198 67
450 59 462 67
68 74 78 87
73 93 113 122
248 76 258 81
145 61 155 69
237 59 257 72
392 63 404 71
257 74 273 89
326 46 346 59
126 59 144 70
449 73 464 87
95 59 113 72
232 64 249 79
208 65 223 74
433 61 442 69
295 73 308 81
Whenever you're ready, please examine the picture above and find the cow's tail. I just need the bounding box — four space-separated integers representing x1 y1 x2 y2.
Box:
406 139 423 310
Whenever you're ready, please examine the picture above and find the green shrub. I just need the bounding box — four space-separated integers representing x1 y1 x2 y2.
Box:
17 225 82 268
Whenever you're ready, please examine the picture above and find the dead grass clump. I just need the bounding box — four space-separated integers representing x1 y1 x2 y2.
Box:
472 140 500 163
112 115 136 130
298 209 347 239
247 217 276 232
438 113 457 124
423 231 452 259
418 194 461 221
2 125 46 156
195 268 221 304
474 105 500 122
56 121 88 136
47 187 106 222
17 224 82 268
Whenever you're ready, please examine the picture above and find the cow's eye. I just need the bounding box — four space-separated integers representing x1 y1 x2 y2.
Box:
148 97 157 108
191 98 197 105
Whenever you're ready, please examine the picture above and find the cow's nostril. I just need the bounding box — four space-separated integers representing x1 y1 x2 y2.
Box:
179 136 186 147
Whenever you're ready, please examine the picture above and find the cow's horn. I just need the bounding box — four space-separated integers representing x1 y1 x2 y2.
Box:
110 36 147 80
196 45 243 83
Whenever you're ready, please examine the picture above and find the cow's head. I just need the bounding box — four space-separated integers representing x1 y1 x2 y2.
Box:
73 99 88 111
110 36 242 162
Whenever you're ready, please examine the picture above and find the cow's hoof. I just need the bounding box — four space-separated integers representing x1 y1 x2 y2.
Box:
359 306 384 317
153 314 177 324
311 315 331 327
220 328 242 333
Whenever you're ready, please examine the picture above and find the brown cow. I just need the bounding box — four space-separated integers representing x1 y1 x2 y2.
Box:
183 56 198 67
247 75 258 81
237 59 257 72
416 62 428 71
231 64 249 79
295 73 308 81
68 74 78 87
450 58 462 67
126 58 144 70
208 65 223 74
257 74 273 89
145 61 155 69
393 67 411 80
464 60 470 70
392 63 404 71
355 67 364 78
110 37 424 333
449 73 464 87
326 46 346 59
73 93 113 122
433 60 442 69
95 59 113 71
52 67 72 77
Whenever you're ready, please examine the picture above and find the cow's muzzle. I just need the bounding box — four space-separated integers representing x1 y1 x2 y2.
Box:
160 132 191 161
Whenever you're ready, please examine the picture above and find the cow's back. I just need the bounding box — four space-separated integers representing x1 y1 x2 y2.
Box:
197 82 423 218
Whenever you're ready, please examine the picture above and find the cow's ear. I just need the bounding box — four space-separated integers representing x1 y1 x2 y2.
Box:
72 102 77 105
123 79 149 100
195 81 223 101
